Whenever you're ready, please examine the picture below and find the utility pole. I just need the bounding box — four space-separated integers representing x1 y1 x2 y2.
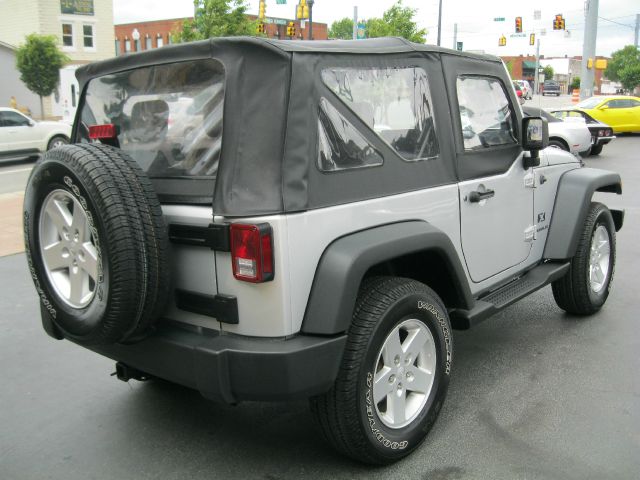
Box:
580 0 599 100
635 14 639 47
453 23 457 50
534 39 541 95
308 0 314 40
437 0 443 46
353 6 357 40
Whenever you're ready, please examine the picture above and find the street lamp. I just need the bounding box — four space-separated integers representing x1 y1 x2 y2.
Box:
132 28 141 52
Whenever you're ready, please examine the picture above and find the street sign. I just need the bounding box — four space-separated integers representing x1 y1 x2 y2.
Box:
534 10 541 20
276 0 287 4
356 22 366 39
494 17 505 22
509 33 526 38
456 41 463 51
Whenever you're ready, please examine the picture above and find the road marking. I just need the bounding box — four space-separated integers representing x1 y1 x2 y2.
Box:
0 167 33 176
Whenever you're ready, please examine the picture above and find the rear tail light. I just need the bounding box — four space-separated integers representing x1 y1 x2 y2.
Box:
88 124 117 140
230 223 274 283
598 130 604 137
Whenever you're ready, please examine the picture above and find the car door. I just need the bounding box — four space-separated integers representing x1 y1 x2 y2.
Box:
443 57 533 283
1 110 37 152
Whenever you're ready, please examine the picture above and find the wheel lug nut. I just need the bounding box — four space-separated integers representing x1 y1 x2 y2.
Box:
394 355 400 366
406 371 414 381
405 354 412 365
388 374 396 384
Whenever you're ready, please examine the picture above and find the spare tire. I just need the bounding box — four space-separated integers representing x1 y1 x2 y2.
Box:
23 144 170 345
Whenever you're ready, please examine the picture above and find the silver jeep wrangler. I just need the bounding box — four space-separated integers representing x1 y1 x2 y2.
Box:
23 37 623 464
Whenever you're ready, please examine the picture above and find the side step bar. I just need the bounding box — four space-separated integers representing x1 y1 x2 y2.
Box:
449 261 570 330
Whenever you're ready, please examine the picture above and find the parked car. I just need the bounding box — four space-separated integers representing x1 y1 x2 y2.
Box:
522 105 592 155
549 108 615 155
542 79 561 96
514 79 532 99
0 108 71 161
512 81 526 105
23 37 623 465
574 95 640 133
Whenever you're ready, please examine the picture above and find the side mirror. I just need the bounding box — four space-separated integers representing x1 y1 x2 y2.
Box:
521 116 548 169
28 120 35 127
598 104 609 110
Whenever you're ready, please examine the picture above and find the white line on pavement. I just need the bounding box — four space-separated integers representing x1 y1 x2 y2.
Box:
0 167 33 175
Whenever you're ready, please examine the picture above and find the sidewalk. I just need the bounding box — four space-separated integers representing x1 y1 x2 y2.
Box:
0 191 25 257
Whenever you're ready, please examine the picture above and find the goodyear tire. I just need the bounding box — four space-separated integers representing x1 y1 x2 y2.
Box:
23 144 170 345
310 277 452 464
552 202 616 315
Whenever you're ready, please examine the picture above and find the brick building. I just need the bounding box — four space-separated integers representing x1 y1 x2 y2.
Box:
114 16 327 56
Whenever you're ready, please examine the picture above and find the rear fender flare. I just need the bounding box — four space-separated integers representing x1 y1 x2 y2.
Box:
300 221 473 336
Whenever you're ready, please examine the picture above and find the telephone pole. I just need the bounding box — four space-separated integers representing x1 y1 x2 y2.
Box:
453 23 457 50
579 0 599 100
635 13 639 47
437 0 443 46
353 6 357 40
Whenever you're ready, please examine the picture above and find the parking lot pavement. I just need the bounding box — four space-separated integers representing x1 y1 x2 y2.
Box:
1 137 639 480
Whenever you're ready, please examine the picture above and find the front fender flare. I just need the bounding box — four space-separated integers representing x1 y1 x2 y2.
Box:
544 167 622 260
300 221 473 336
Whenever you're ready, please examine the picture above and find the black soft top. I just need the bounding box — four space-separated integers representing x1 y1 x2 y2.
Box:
76 37 500 85
75 37 503 216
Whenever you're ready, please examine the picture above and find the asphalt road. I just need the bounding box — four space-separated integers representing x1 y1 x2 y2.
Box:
1 135 639 479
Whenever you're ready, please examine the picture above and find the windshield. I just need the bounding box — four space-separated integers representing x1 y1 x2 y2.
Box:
576 97 603 109
78 59 224 179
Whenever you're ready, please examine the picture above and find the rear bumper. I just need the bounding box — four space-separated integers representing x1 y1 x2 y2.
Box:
67 321 346 404
594 136 615 146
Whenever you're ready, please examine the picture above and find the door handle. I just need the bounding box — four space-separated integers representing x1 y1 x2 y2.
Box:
468 188 495 203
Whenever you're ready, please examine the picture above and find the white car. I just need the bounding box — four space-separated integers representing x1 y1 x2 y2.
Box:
515 80 533 99
522 106 592 155
0 108 71 161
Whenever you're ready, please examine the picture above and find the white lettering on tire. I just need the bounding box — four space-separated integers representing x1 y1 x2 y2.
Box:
417 301 451 374
365 372 409 450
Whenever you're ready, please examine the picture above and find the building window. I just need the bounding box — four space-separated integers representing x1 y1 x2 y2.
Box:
83 24 94 48
145 35 152 50
115 39 120 55
62 23 73 47
156 35 163 47
167 34 173 45
124 38 131 52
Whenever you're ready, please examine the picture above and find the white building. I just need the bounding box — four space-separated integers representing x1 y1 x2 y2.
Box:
0 0 114 119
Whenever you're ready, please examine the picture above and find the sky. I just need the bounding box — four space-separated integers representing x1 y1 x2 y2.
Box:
112 0 639 58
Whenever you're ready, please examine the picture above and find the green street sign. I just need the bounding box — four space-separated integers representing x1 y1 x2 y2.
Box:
493 17 505 22
456 42 463 51
276 0 287 4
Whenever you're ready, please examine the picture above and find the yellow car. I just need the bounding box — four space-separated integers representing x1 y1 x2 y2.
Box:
575 95 640 133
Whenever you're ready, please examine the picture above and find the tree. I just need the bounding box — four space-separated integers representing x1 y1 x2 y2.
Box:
174 0 255 42
377 1 427 43
570 76 580 91
543 65 554 81
15 34 68 119
328 17 354 40
605 45 640 92
328 1 427 43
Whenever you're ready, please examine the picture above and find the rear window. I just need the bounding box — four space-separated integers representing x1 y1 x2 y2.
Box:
78 59 224 178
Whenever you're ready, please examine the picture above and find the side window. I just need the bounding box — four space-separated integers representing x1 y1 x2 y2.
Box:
456 76 517 150
629 99 640 107
3 111 30 127
317 98 383 172
322 67 439 161
62 23 73 47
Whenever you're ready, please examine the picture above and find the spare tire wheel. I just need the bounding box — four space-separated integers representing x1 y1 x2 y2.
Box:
23 144 170 345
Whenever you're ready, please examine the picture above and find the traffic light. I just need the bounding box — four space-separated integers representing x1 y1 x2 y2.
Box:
256 22 265 34
553 14 565 30
297 0 309 20
287 21 296 37
499 35 506 47
529 33 535 45
515 17 522 33
258 0 266 20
